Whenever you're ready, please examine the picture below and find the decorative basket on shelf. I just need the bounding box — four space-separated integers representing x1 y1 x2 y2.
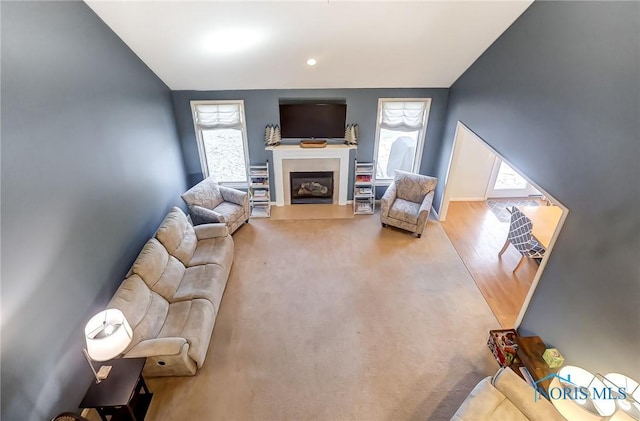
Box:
487 329 519 367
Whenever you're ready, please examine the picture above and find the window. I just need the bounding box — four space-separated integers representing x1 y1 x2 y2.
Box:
373 99 431 183
191 100 250 185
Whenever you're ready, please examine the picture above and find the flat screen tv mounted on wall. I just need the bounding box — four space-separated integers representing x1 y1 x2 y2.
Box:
279 103 347 139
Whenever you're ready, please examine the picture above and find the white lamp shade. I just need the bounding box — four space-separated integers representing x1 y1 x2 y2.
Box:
604 373 640 420
553 365 617 418
84 309 132 362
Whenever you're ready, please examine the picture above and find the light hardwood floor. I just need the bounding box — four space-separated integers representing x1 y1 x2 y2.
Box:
440 201 538 327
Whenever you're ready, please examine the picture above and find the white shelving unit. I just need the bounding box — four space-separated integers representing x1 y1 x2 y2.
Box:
353 160 375 215
249 162 271 218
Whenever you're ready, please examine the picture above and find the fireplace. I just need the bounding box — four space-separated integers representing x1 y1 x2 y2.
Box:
290 171 334 204
269 145 353 206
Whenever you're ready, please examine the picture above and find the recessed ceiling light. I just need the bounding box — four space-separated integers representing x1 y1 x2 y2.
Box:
306 58 317 66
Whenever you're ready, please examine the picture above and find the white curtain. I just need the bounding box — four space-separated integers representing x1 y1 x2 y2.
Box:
380 101 427 132
194 103 242 129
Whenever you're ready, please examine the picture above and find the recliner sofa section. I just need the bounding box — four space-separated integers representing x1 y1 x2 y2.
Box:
107 207 234 377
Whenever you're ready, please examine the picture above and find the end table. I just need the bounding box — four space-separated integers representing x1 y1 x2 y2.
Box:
79 357 152 421
512 336 559 394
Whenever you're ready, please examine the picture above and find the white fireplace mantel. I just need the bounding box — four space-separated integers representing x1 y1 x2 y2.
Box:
266 145 356 206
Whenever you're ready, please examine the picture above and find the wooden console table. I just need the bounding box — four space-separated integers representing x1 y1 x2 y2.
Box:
511 336 559 394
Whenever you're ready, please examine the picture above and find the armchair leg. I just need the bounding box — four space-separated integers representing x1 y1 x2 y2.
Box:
416 233 422 238
382 223 387 227
498 238 510 256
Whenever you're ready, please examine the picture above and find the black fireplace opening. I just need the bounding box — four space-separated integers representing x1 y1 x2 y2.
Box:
290 171 334 204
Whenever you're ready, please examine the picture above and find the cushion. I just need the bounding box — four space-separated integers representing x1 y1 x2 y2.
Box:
394 170 437 203
155 207 198 265
190 236 234 268
151 255 186 301
159 299 215 367
389 198 421 225
182 177 224 210
213 201 245 223
175 264 229 312
131 238 170 288
108 275 169 351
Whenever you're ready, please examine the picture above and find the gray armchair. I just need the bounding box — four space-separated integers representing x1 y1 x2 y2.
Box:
380 170 438 238
181 176 249 234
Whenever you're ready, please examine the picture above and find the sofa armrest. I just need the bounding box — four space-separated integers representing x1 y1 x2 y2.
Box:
124 337 187 358
416 191 435 228
190 205 225 225
219 186 249 208
380 182 397 218
450 377 496 421
194 223 230 240
493 368 565 421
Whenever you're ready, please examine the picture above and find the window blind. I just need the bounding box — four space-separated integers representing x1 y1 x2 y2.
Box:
194 103 242 129
380 101 427 131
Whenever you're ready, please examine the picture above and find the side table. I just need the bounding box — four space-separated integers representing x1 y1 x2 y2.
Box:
79 357 152 421
512 336 559 394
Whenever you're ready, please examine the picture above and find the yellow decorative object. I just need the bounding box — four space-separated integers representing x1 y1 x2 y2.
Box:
542 348 565 368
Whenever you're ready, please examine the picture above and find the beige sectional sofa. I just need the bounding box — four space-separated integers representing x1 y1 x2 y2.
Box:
107 207 233 377
451 368 564 421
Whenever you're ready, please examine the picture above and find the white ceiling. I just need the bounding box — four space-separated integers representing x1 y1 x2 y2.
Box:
86 1 532 91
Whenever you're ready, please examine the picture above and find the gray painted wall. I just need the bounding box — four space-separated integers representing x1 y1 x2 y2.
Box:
1 2 186 419
171 88 449 198
436 2 640 377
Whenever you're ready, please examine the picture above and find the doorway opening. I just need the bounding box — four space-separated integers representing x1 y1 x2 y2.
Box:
487 159 541 198
439 122 568 328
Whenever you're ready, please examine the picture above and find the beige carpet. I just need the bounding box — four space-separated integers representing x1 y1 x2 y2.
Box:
144 215 499 421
